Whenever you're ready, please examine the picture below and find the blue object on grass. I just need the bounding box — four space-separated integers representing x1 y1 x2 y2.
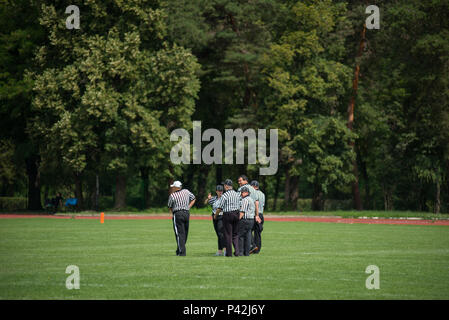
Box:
65 198 78 206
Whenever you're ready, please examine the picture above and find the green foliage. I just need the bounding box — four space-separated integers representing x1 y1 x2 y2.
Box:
0 197 27 211
1 0 448 213
30 0 201 205
261 0 354 200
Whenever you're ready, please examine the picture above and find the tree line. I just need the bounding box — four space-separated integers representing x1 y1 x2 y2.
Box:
0 0 448 213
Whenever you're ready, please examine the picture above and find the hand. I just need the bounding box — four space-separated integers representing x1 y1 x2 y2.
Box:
213 214 217 220
255 216 261 223
207 193 212 200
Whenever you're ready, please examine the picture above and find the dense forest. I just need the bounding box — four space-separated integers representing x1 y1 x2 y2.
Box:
0 0 448 213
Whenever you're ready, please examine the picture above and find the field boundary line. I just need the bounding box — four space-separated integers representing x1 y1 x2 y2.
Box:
1 213 449 226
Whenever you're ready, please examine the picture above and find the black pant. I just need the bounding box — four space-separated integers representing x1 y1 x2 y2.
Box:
212 214 225 250
239 218 254 256
223 211 240 257
173 210 189 256
252 213 264 253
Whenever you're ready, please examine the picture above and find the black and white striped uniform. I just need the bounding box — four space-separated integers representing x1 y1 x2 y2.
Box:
216 189 241 213
240 196 255 219
209 196 225 251
216 188 242 257
168 189 195 212
251 189 265 254
208 196 222 216
168 189 195 256
238 195 255 256
237 184 259 202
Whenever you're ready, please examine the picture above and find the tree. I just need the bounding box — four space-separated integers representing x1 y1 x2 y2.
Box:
261 0 355 210
30 1 200 210
356 0 449 212
0 0 45 209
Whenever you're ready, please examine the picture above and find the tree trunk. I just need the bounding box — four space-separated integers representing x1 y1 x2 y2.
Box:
25 155 42 210
358 146 370 209
284 167 290 210
196 165 210 208
114 173 126 210
290 175 299 211
347 24 366 211
273 173 281 211
43 185 49 203
352 161 363 210
312 182 324 211
216 164 223 185
185 167 195 191
74 173 84 211
95 174 99 211
140 167 150 209
435 180 441 214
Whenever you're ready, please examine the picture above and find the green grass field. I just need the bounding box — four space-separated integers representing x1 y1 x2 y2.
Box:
1 217 448 299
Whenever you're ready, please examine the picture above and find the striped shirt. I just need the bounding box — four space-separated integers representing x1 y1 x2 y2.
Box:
216 189 241 213
240 196 255 219
208 196 223 215
168 189 195 212
238 184 259 202
256 190 265 214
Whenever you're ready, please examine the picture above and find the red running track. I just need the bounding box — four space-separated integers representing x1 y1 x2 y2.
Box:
1 214 449 226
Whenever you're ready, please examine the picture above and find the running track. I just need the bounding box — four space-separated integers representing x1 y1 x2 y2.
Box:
1 214 449 226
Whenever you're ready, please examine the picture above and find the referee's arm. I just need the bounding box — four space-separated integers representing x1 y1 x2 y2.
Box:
255 200 261 223
188 191 196 209
168 196 173 215
214 208 221 220
213 196 224 220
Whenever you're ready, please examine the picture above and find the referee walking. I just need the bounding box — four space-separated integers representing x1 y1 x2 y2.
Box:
214 179 241 257
167 181 196 256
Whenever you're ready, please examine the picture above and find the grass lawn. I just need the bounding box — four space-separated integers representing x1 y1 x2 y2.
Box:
0 217 448 299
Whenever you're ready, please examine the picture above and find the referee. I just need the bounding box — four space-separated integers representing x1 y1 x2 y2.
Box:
238 186 255 256
250 180 265 254
214 179 241 257
167 181 196 256
205 185 226 256
237 174 260 227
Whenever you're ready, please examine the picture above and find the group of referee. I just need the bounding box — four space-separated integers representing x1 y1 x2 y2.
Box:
167 175 265 257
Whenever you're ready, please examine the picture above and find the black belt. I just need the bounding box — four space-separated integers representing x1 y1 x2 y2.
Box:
223 210 239 214
173 209 189 214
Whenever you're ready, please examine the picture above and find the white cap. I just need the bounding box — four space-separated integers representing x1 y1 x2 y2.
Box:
170 181 182 188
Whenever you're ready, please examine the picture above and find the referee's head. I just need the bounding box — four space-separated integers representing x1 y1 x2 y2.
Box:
240 186 250 198
238 175 249 187
250 180 259 190
222 179 233 191
216 184 224 195
170 180 182 191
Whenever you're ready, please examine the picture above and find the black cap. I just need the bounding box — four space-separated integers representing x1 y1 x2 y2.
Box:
216 185 224 191
240 186 249 193
222 179 233 186
250 180 259 187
